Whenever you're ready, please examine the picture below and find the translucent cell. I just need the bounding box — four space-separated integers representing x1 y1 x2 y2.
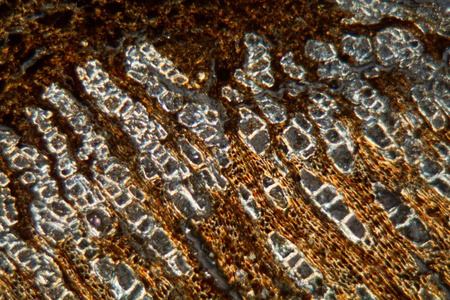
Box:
325 129 341 144
0 172 9 188
399 131 423 165
284 127 311 151
315 186 338 205
104 163 131 185
434 142 450 164
128 283 145 299
94 258 115 284
8 151 32 171
178 138 204 167
148 229 175 256
86 209 111 233
56 154 78 179
262 176 289 209
398 218 430 245
45 131 67 154
171 186 203 216
305 39 337 62
158 90 184 113
167 253 192 276
300 170 323 193
197 125 218 142
242 200 260 220
65 174 89 201
221 85 244 103
257 95 287 124
280 51 306 80
248 130 271 155
298 261 314 279
125 203 147 225
373 186 402 211
430 176 450 197
344 215 366 239
330 143 354 173
375 27 423 68
328 200 350 221
139 155 159 181
125 59 149 85
365 123 392 148
239 116 265 137
389 204 412 226
135 217 155 236
116 262 135 291
420 158 443 179
269 232 296 258
341 34 374 65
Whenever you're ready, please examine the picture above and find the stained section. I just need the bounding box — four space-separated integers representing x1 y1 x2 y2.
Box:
0 1 449 299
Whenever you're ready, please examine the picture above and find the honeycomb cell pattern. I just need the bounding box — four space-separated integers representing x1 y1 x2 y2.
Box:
0 1 449 299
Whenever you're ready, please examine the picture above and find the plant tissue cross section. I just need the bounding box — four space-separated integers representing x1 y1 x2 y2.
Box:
0 0 449 299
